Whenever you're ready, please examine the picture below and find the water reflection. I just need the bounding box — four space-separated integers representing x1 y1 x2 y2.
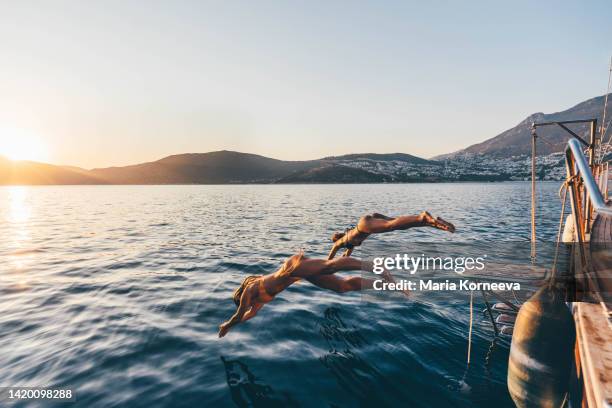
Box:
4 187 32 284
221 356 299 408
318 307 403 406
8 186 30 224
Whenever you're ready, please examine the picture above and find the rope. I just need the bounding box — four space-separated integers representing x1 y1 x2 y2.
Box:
481 288 498 335
467 290 473 366
460 294 474 390
483 337 498 377
511 289 520 304
600 116 612 158
536 134 559 148
549 179 569 286
598 57 612 163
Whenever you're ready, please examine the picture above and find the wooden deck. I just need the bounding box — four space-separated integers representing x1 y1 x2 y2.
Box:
576 208 612 408
591 211 612 304
592 210 612 243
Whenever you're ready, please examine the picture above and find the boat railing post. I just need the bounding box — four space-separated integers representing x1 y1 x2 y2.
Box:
565 148 587 268
585 119 598 234
566 138 612 216
605 162 609 199
597 164 603 193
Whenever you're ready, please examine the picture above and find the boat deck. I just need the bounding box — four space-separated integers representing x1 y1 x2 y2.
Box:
575 208 612 408
590 209 612 304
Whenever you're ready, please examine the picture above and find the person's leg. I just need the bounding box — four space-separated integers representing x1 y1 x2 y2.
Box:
305 261 410 298
417 211 455 232
292 256 363 278
326 256 364 272
371 213 394 221
307 275 375 293
361 214 423 233
385 211 455 233
385 214 424 230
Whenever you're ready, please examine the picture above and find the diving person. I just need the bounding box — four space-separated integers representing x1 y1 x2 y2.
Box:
327 211 455 259
218 252 402 337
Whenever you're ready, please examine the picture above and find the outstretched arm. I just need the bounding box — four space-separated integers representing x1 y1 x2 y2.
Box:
327 240 343 260
242 303 263 321
219 289 252 338
342 247 354 257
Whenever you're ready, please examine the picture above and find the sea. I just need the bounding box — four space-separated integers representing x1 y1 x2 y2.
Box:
0 182 565 407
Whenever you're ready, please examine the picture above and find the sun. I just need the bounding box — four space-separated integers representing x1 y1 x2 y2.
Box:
0 127 49 162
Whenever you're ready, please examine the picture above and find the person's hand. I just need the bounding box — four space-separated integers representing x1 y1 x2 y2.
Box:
218 322 231 338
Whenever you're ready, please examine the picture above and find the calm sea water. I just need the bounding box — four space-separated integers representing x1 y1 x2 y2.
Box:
0 183 563 407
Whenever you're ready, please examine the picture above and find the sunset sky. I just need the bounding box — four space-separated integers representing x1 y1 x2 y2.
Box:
1 0 611 168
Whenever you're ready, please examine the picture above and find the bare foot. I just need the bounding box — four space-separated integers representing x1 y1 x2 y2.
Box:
421 211 455 233
435 216 455 233
382 270 410 298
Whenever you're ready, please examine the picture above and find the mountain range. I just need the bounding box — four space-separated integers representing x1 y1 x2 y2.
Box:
0 152 438 184
1 93 610 185
436 94 612 159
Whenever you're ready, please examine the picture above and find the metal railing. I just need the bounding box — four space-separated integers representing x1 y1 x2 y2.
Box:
532 119 601 239
565 138 612 244
566 138 612 216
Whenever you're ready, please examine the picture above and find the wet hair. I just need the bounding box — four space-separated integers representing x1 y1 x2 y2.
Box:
233 275 260 306
331 231 345 242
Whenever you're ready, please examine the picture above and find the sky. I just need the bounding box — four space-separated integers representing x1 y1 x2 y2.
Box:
1 0 611 168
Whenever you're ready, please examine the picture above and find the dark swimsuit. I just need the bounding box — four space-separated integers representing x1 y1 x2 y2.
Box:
344 225 367 249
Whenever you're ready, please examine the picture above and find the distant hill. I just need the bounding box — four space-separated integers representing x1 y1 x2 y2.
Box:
0 157 104 185
436 94 612 159
89 151 317 184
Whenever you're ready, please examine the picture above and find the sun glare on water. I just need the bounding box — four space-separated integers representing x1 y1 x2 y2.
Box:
0 127 49 162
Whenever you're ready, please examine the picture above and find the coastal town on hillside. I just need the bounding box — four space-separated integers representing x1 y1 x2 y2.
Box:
332 151 567 182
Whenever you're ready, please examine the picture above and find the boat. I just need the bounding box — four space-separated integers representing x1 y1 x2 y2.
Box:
507 116 612 407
